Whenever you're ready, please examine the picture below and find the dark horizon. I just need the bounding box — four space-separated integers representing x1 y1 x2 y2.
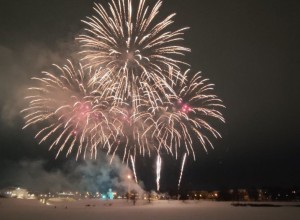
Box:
0 0 299 192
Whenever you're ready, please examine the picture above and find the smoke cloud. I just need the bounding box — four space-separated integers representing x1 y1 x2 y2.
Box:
0 42 144 195
0 42 77 127
0 155 144 194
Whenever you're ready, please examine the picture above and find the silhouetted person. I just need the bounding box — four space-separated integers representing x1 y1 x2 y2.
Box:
148 193 151 203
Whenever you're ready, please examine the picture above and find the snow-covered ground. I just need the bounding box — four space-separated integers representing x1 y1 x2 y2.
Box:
0 198 299 220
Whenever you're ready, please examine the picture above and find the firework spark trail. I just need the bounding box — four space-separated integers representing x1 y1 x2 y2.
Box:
156 154 162 191
130 155 138 183
110 105 156 163
178 153 187 190
77 0 190 108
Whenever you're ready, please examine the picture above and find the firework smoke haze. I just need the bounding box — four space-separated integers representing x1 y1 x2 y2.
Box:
0 156 144 194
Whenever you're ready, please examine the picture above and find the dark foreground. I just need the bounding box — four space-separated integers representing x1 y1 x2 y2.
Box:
0 198 299 220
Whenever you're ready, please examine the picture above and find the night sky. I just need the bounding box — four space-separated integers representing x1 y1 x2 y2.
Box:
0 0 299 192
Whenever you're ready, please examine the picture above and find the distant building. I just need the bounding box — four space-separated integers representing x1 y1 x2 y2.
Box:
56 192 76 199
0 187 29 199
187 190 219 200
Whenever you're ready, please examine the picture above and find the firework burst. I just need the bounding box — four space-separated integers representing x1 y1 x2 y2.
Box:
149 70 225 160
22 60 120 160
22 0 225 189
77 0 190 105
